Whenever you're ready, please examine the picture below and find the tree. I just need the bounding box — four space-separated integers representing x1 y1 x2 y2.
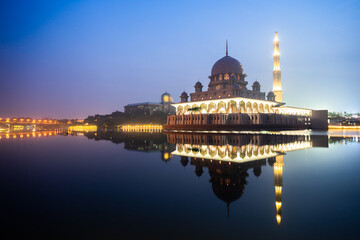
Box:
187 107 202 113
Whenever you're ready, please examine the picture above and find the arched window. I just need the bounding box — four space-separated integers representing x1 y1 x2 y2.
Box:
219 74 223 80
224 74 229 80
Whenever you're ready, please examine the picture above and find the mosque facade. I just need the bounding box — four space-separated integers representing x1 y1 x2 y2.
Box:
165 32 328 130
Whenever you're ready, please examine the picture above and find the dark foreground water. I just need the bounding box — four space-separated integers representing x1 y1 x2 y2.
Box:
0 130 359 239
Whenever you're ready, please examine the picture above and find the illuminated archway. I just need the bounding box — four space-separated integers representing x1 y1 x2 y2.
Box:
177 106 183 114
265 104 270 113
259 103 264 113
200 103 208 114
253 102 259 113
208 102 217 113
228 100 237 113
246 102 252 113
218 101 226 113
239 101 245 113
184 105 190 114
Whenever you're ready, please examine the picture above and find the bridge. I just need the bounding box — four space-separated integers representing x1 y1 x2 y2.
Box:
0 117 60 131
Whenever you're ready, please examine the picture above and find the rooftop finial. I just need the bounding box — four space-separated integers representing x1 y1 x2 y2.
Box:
226 40 228 56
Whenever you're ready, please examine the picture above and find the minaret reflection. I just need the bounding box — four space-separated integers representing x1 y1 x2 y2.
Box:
274 155 283 227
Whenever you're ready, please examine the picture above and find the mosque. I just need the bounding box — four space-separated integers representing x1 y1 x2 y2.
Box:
165 32 328 130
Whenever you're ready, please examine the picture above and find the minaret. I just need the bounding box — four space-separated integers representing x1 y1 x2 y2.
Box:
274 155 284 227
273 32 282 102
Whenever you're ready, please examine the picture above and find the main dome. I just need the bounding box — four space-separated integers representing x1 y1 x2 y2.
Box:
211 55 244 76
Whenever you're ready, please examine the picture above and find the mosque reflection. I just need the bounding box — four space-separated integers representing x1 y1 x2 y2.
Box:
83 131 334 226
1 129 358 227
167 132 330 226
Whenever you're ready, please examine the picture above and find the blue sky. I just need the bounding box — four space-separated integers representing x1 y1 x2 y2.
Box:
0 0 359 118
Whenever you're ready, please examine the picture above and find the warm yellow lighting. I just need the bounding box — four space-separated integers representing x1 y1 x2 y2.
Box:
276 201 282 210
274 32 279 43
273 50 280 56
329 125 360 129
276 214 281 225
69 125 97 132
163 95 170 102
163 153 170 160
121 125 163 132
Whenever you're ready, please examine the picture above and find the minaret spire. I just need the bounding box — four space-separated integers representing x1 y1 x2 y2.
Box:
226 40 228 56
273 31 283 102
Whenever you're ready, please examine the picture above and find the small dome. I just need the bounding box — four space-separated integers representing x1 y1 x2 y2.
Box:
267 91 275 97
161 92 172 103
267 91 275 101
252 81 260 87
211 56 244 76
195 81 203 87
181 91 188 97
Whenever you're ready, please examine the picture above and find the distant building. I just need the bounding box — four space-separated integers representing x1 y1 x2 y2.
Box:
124 92 176 115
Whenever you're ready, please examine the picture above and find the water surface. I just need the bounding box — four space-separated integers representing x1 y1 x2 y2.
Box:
0 130 359 239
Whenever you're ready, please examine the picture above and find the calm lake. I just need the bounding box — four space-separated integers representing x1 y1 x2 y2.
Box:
0 130 359 239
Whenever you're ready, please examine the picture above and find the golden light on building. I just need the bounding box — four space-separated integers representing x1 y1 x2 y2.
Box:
121 125 163 132
68 125 97 132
